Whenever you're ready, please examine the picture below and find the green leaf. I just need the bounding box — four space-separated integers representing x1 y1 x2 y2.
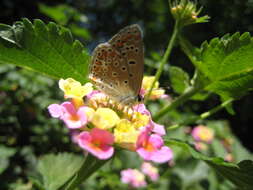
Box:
0 19 89 83
196 32 253 101
169 66 190 94
37 152 83 190
0 22 23 47
39 4 77 25
169 66 209 100
166 139 253 189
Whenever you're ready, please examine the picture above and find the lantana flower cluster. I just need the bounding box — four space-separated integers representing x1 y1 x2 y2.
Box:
191 125 214 151
121 162 159 188
48 77 173 163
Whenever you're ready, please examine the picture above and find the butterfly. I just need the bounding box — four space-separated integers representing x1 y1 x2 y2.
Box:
89 24 144 105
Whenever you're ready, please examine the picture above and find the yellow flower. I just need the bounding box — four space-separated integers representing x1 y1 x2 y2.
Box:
133 112 149 129
91 108 120 129
142 76 159 91
114 119 139 144
59 78 93 99
150 89 166 100
142 76 167 100
83 107 95 121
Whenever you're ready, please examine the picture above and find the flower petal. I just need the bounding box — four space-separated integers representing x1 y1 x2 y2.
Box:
78 129 114 160
150 146 173 163
48 104 64 118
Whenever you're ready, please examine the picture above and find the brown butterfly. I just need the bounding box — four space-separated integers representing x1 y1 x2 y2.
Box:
89 24 144 105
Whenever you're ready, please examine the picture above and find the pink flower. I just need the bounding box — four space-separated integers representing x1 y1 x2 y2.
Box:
136 129 173 163
150 121 166 136
141 162 159 181
48 102 88 129
191 125 214 143
121 169 147 188
78 128 114 160
133 104 151 116
48 103 65 118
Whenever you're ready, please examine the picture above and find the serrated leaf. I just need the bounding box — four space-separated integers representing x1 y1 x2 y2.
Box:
166 139 253 189
37 152 83 190
0 22 23 47
196 32 253 102
0 18 89 83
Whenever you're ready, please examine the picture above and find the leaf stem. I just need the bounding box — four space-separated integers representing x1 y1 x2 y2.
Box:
167 98 234 130
145 21 180 102
153 85 202 121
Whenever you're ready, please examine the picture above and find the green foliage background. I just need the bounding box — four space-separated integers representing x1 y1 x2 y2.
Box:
0 0 253 190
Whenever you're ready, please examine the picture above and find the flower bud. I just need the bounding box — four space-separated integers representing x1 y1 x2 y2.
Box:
170 0 209 26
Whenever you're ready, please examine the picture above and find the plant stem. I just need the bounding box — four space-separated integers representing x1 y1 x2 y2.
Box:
64 154 108 190
153 85 202 121
167 98 234 130
145 21 180 102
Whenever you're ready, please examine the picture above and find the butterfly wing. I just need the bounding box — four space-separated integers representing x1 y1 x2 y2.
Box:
108 24 144 97
89 42 136 103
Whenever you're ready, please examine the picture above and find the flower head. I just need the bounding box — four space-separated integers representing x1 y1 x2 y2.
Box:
121 169 147 188
192 125 214 143
141 162 159 181
78 128 114 160
170 0 209 26
48 78 173 162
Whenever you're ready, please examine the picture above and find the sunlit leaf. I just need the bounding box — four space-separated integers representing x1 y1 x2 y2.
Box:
0 19 90 83
196 32 253 101
37 152 83 190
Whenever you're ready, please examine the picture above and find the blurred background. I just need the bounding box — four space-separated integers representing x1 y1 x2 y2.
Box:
0 0 253 189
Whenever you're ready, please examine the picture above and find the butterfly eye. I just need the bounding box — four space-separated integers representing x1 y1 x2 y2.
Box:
124 80 128 84
135 48 139 52
121 66 126 71
137 94 143 102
